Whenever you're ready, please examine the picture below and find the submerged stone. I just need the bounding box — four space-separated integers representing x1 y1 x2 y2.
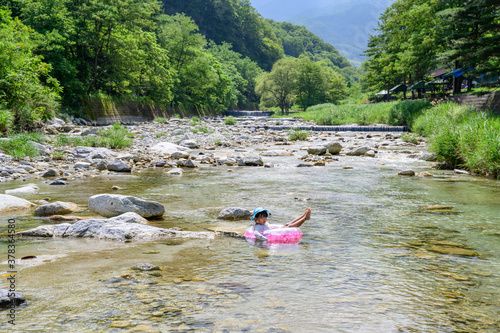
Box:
427 246 479 257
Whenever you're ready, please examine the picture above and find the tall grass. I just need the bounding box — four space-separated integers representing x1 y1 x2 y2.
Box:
413 102 500 176
54 124 133 149
0 132 46 160
286 100 430 127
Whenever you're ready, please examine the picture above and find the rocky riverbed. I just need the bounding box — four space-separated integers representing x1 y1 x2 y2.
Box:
0 116 435 237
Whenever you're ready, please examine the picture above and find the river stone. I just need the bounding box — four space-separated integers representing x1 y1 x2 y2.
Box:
34 201 79 216
0 289 26 308
95 160 108 170
5 184 39 196
107 160 131 172
30 141 48 156
179 139 199 149
398 170 415 176
88 194 165 218
326 142 342 154
237 154 264 166
171 151 190 159
0 194 35 213
72 146 95 158
47 179 67 185
346 146 371 156
40 168 58 177
307 146 327 155
74 161 91 169
167 168 184 175
260 150 293 156
218 207 252 220
85 148 116 161
18 213 214 241
427 246 479 257
177 159 198 168
151 142 188 155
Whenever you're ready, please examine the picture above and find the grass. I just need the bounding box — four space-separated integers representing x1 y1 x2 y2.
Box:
191 126 213 134
154 117 167 123
400 133 422 145
0 132 46 160
224 116 236 125
284 100 431 128
52 150 66 160
413 102 500 176
155 132 166 138
54 123 133 149
288 128 309 141
190 116 201 126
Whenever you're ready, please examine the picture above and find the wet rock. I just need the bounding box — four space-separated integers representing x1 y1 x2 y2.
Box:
346 146 371 156
260 150 292 156
40 168 58 177
47 180 67 185
0 194 35 213
177 159 198 168
454 169 470 175
365 150 376 157
34 201 79 216
0 289 26 308
134 263 160 271
47 215 85 222
167 168 184 175
427 246 479 257
297 162 314 167
18 213 214 241
5 183 39 196
218 207 252 220
398 170 415 176
88 194 165 218
418 172 434 177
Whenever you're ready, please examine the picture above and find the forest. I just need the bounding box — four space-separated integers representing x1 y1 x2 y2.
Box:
0 0 357 132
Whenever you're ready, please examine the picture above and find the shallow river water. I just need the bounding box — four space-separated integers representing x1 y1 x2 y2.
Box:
1 139 499 332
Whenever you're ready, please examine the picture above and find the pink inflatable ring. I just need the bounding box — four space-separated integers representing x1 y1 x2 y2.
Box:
244 224 303 243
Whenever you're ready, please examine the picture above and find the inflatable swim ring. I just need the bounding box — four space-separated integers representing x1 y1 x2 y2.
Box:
244 224 303 243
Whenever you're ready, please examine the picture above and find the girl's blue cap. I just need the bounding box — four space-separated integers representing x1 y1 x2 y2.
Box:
252 207 270 220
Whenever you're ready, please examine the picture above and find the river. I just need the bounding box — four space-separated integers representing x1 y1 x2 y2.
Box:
1 135 499 332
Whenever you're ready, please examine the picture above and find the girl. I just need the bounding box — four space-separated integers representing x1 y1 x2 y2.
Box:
251 207 311 241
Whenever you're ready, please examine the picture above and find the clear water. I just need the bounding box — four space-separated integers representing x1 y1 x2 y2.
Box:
1 143 499 332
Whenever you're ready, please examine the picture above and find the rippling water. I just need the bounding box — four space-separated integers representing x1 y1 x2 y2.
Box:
1 142 499 332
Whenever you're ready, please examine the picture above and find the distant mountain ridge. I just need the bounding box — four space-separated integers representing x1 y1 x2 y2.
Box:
250 0 394 66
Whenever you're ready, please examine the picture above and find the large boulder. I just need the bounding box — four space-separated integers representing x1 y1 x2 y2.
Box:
237 154 264 166
0 194 35 213
326 142 343 155
34 201 79 216
307 146 327 155
107 160 131 172
218 207 252 220
5 184 39 196
150 142 188 155
88 194 165 218
0 289 26 308
346 146 371 156
18 213 214 241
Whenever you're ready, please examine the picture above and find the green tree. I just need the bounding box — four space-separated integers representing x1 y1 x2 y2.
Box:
295 56 328 110
0 8 60 131
255 58 297 114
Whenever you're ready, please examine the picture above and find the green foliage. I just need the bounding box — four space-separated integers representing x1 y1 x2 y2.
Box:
154 117 167 123
0 108 14 134
267 20 357 82
155 132 166 138
0 132 44 160
0 8 60 131
191 126 213 134
163 0 284 71
293 103 395 125
190 117 201 126
54 124 133 149
288 128 309 141
388 100 431 128
51 150 66 160
224 116 236 125
413 102 500 176
400 133 422 145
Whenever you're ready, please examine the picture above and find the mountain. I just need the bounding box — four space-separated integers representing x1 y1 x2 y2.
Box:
249 0 394 66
